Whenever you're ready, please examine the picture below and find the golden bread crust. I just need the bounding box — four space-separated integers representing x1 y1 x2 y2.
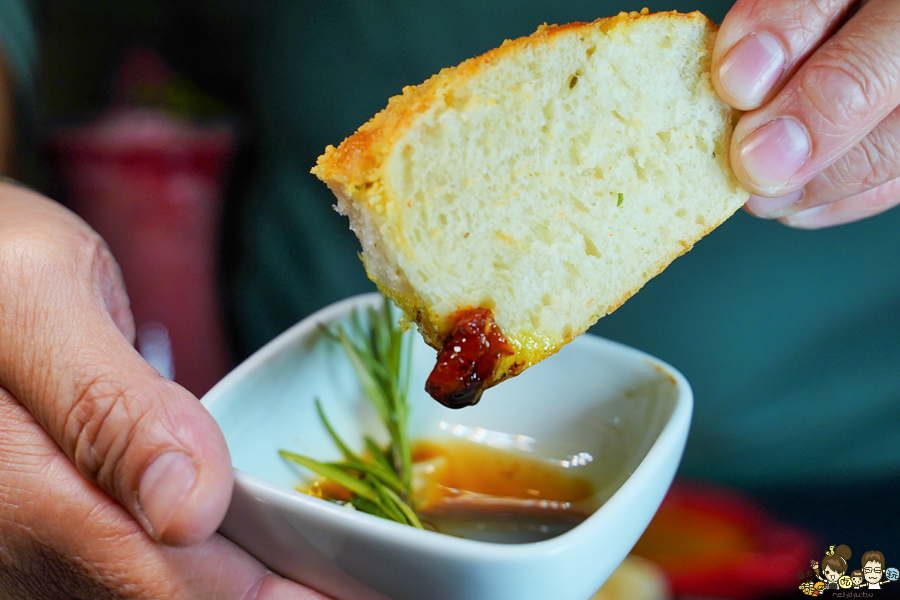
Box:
313 10 745 393
313 9 712 188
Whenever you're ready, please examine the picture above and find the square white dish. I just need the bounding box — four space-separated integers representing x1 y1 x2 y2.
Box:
202 292 691 600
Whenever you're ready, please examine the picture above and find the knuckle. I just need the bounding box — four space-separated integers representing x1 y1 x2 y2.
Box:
797 40 892 133
823 154 859 192
822 110 900 195
799 66 867 133
857 132 896 188
826 144 881 193
64 375 150 490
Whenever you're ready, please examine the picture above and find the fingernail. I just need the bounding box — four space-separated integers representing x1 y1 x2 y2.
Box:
719 32 785 107
781 204 831 229
740 118 811 192
139 451 198 539
745 189 804 218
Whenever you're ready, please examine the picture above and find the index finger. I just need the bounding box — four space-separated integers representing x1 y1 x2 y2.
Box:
712 0 857 111
722 0 900 195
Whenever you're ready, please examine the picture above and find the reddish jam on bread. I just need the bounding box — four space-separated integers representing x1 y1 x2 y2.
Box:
425 307 512 408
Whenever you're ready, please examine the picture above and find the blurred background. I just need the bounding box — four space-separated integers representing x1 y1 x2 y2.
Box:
12 0 900 598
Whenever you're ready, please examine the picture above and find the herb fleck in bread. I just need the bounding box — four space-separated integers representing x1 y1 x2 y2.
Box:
313 9 749 406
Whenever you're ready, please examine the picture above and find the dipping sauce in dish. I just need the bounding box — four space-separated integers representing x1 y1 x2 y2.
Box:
412 439 596 543
303 438 596 544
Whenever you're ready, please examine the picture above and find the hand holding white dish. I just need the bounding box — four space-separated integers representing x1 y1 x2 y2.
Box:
202 293 692 600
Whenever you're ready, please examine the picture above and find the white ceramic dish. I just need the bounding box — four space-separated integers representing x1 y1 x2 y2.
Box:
202 293 692 600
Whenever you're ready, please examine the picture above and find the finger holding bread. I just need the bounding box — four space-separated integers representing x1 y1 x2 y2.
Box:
711 0 858 111
715 0 900 226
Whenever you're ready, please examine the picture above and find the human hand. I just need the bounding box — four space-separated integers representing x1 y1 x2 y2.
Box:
0 183 328 599
712 0 900 229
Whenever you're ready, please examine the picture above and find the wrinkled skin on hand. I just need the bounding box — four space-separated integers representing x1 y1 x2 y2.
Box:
712 0 900 228
0 184 329 599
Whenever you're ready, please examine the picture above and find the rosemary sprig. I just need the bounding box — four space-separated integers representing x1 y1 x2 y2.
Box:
280 297 421 528
326 298 414 495
279 449 380 502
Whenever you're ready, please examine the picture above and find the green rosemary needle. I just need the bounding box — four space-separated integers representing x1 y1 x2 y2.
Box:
280 297 421 528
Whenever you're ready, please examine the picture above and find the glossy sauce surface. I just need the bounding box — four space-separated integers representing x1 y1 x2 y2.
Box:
424 308 512 408
303 438 596 543
412 439 595 543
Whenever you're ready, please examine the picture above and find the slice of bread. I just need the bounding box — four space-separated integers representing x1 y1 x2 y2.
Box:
313 9 749 407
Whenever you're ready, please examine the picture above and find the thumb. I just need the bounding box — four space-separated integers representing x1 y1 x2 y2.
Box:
0 185 232 546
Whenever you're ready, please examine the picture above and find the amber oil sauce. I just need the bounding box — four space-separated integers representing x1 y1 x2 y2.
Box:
411 439 595 543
